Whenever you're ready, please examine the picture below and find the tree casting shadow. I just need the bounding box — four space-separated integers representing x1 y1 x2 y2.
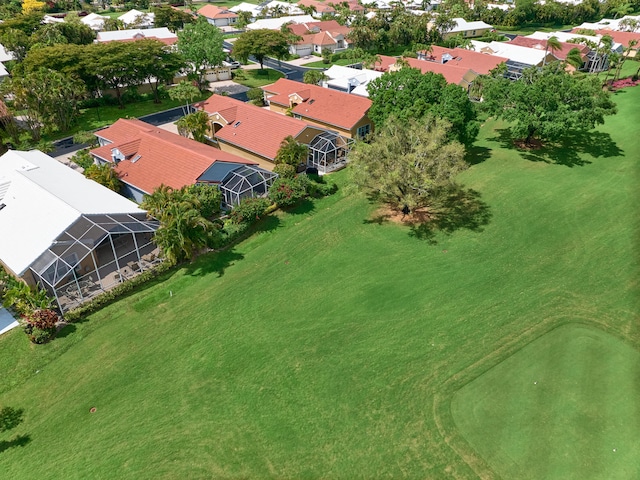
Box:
407 187 492 244
465 144 493 165
0 434 31 454
488 128 623 167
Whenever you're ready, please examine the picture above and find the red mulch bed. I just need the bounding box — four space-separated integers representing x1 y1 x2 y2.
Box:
610 78 640 90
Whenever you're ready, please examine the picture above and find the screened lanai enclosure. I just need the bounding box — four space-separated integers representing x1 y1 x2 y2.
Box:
219 164 278 207
307 131 354 174
29 213 160 313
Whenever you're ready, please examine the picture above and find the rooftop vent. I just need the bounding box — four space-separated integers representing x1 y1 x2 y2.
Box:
308 99 315 104
131 155 142 163
0 203 5 211
233 121 241 128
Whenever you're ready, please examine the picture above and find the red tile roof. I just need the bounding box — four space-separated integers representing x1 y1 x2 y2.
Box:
509 36 590 60
590 29 640 48
197 94 311 161
91 118 255 194
288 20 343 36
198 5 238 19
262 78 372 130
297 0 336 14
404 58 475 85
416 46 508 74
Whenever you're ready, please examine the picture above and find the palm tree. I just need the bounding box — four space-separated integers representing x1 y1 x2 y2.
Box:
142 185 177 221
564 47 585 70
303 70 329 85
84 163 122 192
543 36 562 66
153 198 214 265
594 35 614 76
613 39 637 81
176 111 210 143
275 136 308 167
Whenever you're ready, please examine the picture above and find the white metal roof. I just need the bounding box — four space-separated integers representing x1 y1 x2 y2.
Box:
229 2 261 14
246 15 315 30
323 65 382 96
97 27 176 42
0 43 13 63
0 150 144 276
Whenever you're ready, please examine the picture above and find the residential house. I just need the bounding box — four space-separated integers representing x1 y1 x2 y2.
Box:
287 20 351 55
575 15 640 32
470 40 556 78
96 27 178 46
0 42 13 82
509 36 590 69
197 94 353 173
262 78 373 139
81 12 108 31
245 14 315 31
90 118 274 206
573 29 640 57
198 5 238 27
297 0 336 16
321 64 383 96
416 45 508 75
0 149 159 312
440 18 493 40
118 9 155 28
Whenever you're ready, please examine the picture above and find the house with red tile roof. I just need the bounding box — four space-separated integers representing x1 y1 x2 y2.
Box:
197 94 355 173
582 29 640 56
198 5 238 27
90 118 276 206
416 46 508 74
287 20 351 55
261 78 373 138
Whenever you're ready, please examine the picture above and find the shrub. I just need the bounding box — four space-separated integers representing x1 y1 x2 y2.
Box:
273 163 296 179
308 179 338 198
183 184 222 219
246 87 265 106
24 309 58 344
331 52 343 62
121 86 142 104
229 197 271 225
72 131 98 147
268 175 309 207
70 149 95 169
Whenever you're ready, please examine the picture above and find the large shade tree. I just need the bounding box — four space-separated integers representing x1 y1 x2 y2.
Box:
177 16 225 87
480 63 617 145
349 116 468 215
367 67 479 144
232 29 289 70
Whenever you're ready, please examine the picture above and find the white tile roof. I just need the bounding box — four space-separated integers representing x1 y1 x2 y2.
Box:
245 14 315 30
81 12 109 30
97 27 176 42
0 150 144 276
526 31 623 52
470 40 547 65
449 18 493 34
323 65 383 97
118 9 155 27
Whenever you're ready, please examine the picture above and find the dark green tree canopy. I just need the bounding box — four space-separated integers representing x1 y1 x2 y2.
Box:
480 63 618 145
367 67 479 144
232 29 290 70
153 5 195 32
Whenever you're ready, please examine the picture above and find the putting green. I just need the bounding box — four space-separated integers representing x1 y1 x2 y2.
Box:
451 323 640 479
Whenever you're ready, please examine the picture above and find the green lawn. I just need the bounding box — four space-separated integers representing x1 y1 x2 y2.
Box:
0 87 638 478
233 68 285 88
451 324 640 479
43 92 211 142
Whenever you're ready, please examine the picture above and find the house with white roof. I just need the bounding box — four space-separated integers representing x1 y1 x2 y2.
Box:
442 18 493 39
81 12 109 31
321 64 383 97
245 14 315 31
576 15 640 32
119 9 155 28
0 150 159 312
96 27 178 46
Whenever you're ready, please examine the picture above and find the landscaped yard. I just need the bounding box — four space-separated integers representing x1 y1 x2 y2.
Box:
0 86 638 478
233 68 285 88
43 92 211 142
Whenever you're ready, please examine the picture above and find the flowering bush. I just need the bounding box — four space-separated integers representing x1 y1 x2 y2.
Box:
610 78 640 90
268 176 310 207
229 197 271 225
23 309 58 344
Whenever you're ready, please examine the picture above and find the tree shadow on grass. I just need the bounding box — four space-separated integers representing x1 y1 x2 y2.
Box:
287 198 315 215
465 144 493 165
185 248 245 278
0 434 31 454
488 128 623 167
408 187 492 244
